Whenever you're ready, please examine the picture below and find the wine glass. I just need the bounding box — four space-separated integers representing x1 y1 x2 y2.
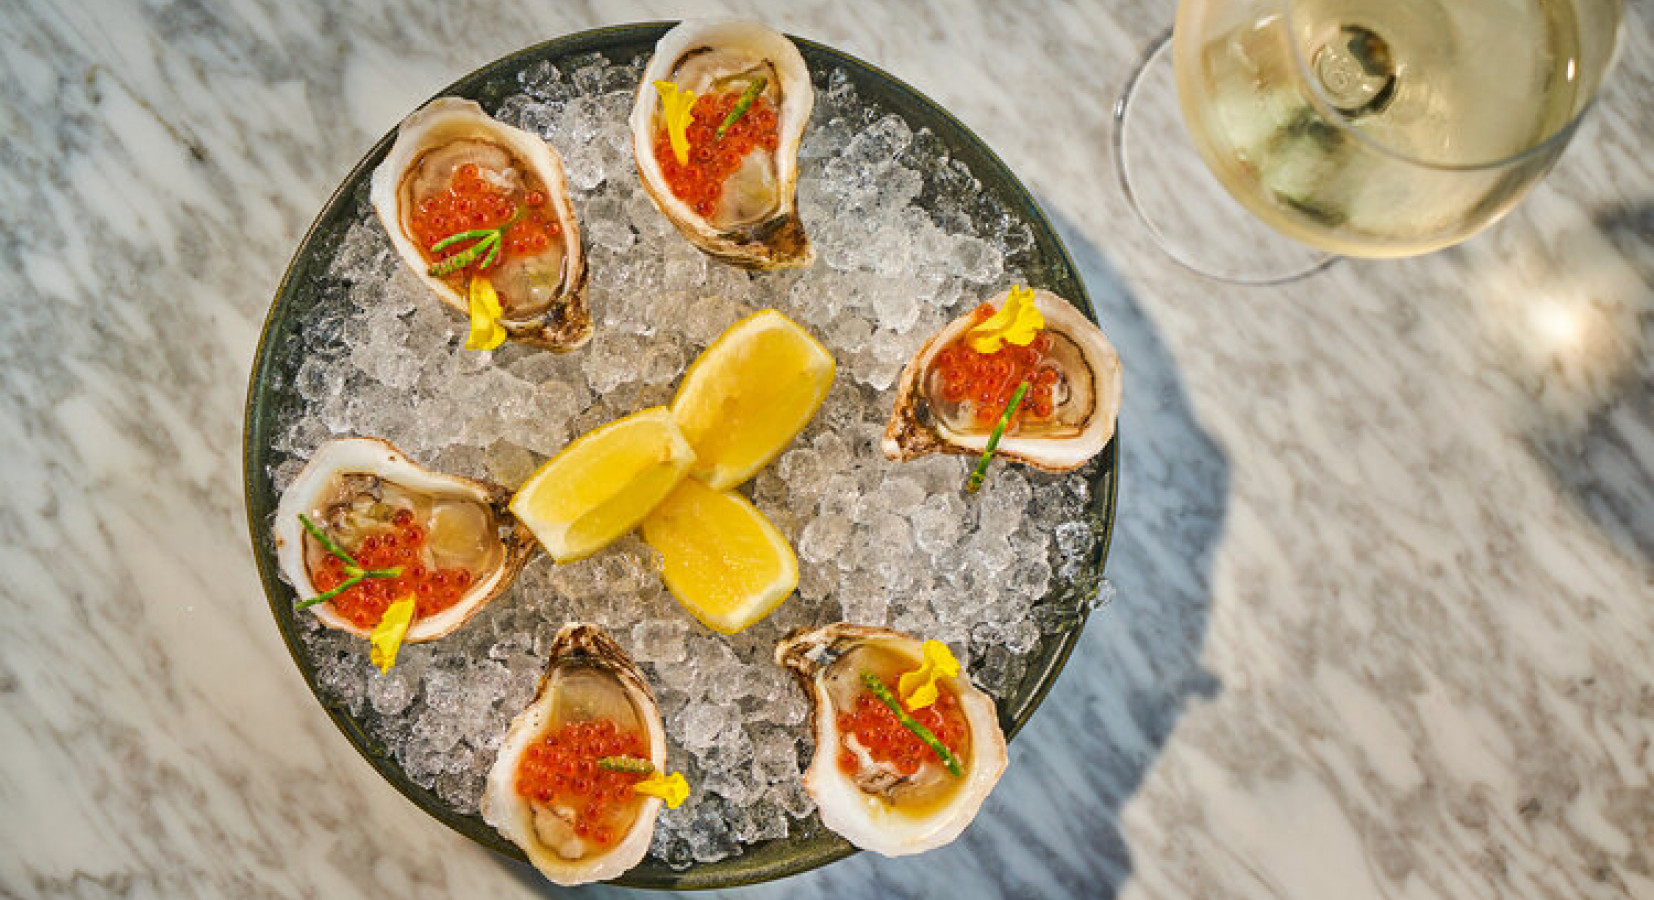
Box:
1114 0 1623 283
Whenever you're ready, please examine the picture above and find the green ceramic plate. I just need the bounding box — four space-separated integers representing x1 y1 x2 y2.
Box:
243 22 1118 890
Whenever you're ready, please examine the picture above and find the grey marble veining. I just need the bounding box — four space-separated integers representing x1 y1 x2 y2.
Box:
2 1 1651 898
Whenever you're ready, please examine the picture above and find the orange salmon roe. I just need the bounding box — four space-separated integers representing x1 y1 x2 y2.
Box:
308 508 475 628
930 304 1060 428
653 91 780 218
407 162 561 283
836 688 968 777
515 719 648 847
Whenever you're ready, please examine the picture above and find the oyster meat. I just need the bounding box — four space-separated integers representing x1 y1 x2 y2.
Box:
631 19 814 269
273 437 536 641
484 624 668 886
884 287 1122 473
371 97 591 350
776 624 1008 856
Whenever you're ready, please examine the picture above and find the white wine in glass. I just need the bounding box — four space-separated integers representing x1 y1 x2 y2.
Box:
1172 0 1621 258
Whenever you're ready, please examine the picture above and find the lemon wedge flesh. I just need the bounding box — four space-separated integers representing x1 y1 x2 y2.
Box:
671 309 835 491
640 478 798 633
509 407 696 563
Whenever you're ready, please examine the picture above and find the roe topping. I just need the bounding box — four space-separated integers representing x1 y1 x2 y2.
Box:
654 92 780 219
409 162 562 283
516 719 648 848
930 304 1061 428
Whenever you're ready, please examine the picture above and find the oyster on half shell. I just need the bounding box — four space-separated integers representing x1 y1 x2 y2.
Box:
273 437 537 642
371 97 591 350
884 287 1122 473
631 19 814 269
776 624 1008 856
484 624 667 886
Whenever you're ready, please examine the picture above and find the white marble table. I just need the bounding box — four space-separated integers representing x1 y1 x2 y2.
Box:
4 1 1651 898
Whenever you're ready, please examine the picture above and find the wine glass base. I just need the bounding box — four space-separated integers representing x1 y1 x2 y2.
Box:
1114 31 1337 285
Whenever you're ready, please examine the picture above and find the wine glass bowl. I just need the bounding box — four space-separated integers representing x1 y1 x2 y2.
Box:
1116 0 1622 280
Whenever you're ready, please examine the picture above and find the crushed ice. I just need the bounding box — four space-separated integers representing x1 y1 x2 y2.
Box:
268 52 1106 869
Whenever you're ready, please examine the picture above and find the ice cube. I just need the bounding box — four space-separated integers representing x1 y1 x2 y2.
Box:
911 494 965 555
679 703 728 751
631 619 689 664
798 515 851 565
1054 520 1094 559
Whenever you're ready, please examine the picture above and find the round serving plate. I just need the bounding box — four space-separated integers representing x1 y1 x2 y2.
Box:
243 21 1118 890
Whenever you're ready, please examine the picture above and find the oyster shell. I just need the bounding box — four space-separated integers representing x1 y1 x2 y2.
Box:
273 437 536 642
371 97 591 350
484 624 667 886
631 19 814 269
884 288 1122 473
776 624 1008 856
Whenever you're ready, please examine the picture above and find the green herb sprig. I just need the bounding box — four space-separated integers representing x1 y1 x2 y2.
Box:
426 207 526 278
860 671 964 777
294 513 404 610
965 380 1030 494
717 77 768 139
597 755 656 776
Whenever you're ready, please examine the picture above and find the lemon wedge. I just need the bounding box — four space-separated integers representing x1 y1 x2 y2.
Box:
640 478 798 633
670 309 835 491
509 407 696 563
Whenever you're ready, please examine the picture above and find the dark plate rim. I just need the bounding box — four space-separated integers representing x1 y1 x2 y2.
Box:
243 20 1118 890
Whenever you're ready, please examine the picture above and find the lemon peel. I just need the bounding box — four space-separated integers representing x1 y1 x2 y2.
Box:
897 639 960 710
966 285 1044 353
464 276 506 350
369 596 417 673
634 771 690 808
654 80 697 166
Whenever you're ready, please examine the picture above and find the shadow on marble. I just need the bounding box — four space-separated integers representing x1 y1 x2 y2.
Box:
1024 203 1226 898
1524 201 1654 568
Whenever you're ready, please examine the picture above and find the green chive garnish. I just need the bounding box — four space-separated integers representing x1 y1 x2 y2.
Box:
717 77 767 139
426 207 526 278
860 671 963 777
966 380 1030 493
294 513 402 610
597 756 655 775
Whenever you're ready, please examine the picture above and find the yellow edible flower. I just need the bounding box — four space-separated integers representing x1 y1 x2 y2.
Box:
897 640 960 711
966 285 1044 354
634 771 690 808
464 275 506 351
369 596 417 674
654 80 697 166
